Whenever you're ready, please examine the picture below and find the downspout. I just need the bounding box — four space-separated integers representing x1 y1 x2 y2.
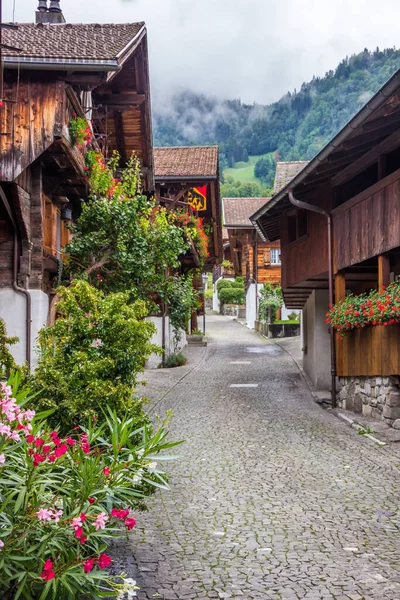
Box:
0 187 32 367
254 234 258 323
288 190 336 408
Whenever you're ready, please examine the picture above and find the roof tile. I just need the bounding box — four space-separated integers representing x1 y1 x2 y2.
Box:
154 146 218 179
223 198 270 227
3 22 144 61
274 161 308 194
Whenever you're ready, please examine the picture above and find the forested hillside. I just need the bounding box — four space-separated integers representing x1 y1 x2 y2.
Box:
153 48 400 194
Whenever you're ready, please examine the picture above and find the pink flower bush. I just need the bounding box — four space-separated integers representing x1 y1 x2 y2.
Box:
0 374 176 599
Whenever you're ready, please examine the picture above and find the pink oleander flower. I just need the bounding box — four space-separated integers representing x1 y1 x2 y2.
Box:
66 437 76 446
80 512 87 523
40 569 55 581
75 527 84 539
98 553 112 569
22 409 35 421
103 467 110 476
8 431 20 442
95 512 108 531
54 444 68 458
125 518 136 530
0 454 5 464
0 540 4 549
0 424 10 436
37 508 53 522
43 559 53 571
72 516 83 530
83 558 94 573
54 510 63 524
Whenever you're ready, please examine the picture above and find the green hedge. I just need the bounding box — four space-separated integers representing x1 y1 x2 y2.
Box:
219 287 245 305
217 279 234 292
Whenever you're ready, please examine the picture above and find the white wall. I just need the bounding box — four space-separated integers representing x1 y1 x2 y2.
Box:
146 316 187 369
212 283 220 312
0 288 49 368
302 289 331 389
246 283 263 329
281 305 301 320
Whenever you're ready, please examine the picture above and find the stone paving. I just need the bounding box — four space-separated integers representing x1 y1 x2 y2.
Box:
129 314 400 600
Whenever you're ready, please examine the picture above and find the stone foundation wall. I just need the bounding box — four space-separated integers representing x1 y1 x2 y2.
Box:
338 376 400 426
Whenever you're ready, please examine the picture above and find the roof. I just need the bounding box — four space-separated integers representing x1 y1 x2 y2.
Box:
274 161 309 193
251 67 400 241
154 146 219 179
223 197 270 228
3 22 145 64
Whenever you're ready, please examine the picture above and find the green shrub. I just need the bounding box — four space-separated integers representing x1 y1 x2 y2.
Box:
0 318 18 375
235 276 244 284
32 280 159 432
219 287 246 305
230 280 245 289
163 353 188 368
216 279 234 293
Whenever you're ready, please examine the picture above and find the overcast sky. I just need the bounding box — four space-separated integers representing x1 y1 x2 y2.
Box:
5 0 400 106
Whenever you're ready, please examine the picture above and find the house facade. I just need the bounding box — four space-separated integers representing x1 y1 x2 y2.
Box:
252 69 400 425
0 2 153 366
222 197 281 328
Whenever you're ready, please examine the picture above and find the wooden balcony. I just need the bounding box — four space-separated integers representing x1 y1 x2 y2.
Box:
336 323 400 377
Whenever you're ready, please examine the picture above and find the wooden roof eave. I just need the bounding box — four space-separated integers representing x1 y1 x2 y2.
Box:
251 68 400 233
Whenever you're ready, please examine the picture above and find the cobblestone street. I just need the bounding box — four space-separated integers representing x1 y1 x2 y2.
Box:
131 314 400 600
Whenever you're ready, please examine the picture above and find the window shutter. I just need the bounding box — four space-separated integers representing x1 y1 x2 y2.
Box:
263 249 271 266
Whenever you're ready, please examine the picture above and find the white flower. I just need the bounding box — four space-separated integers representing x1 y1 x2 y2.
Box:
136 449 144 458
0 454 5 464
132 474 141 484
147 462 157 472
0 540 4 549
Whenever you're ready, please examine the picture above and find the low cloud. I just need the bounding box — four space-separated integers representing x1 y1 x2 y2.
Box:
7 0 400 106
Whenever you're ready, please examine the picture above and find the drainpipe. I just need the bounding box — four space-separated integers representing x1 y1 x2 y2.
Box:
254 234 258 323
0 187 32 367
288 190 336 408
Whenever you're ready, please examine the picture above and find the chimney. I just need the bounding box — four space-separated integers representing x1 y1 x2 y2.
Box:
36 0 66 24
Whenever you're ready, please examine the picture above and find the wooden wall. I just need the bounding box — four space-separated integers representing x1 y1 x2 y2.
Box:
333 169 400 272
0 77 65 182
280 181 332 288
336 324 400 376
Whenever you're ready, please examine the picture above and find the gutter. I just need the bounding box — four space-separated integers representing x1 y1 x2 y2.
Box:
155 175 216 183
250 68 400 230
0 186 31 367
3 56 121 72
288 190 336 408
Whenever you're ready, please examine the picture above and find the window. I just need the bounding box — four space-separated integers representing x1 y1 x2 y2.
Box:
270 249 281 265
288 209 308 243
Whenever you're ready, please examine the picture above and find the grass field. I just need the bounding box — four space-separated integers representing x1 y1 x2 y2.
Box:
223 153 272 184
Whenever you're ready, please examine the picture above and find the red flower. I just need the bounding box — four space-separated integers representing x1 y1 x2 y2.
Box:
33 453 46 467
48 455 56 463
83 558 94 573
41 570 55 581
103 467 111 476
66 437 76 446
26 435 35 444
125 518 136 530
80 512 87 523
43 559 53 572
54 444 68 458
42 445 51 455
34 438 45 447
88 497 96 505
111 508 130 520
79 535 87 545
75 527 84 539
98 554 112 569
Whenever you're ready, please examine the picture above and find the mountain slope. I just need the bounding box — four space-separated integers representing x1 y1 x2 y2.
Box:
153 48 400 192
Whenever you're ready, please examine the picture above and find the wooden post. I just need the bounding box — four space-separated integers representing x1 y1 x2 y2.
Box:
378 254 390 289
334 271 346 303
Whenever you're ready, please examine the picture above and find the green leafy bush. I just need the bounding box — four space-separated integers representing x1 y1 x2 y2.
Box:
163 353 188 368
0 318 18 375
0 373 180 599
230 280 245 289
33 280 159 431
258 284 283 323
216 279 234 293
163 275 199 350
219 287 245 305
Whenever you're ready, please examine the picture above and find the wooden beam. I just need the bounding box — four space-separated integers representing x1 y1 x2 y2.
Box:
332 130 400 187
378 254 390 289
113 112 127 165
343 124 396 150
166 187 191 211
95 93 146 107
363 110 400 132
335 272 346 303
210 181 220 261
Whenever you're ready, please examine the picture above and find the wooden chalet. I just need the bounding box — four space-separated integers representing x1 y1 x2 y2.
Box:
222 197 281 328
252 68 400 424
0 1 153 366
153 146 223 271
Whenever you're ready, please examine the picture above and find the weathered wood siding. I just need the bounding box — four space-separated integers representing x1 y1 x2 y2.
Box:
0 78 65 181
333 169 400 272
336 324 400 376
281 182 332 288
